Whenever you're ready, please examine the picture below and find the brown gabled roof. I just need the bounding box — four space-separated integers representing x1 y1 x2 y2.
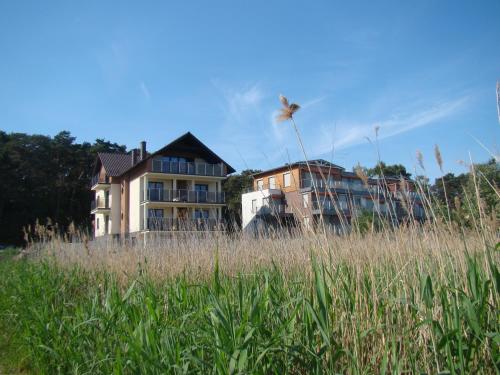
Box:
97 152 133 176
119 132 236 176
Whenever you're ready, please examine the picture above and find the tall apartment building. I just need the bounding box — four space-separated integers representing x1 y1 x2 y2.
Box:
241 159 424 232
90 132 234 238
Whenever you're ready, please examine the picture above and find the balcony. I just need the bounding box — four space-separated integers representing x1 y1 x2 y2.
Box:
312 200 349 215
146 217 224 231
143 188 225 204
90 174 110 189
151 159 225 177
90 198 110 212
301 179 366 192
390 191 421 200
252 203 287 216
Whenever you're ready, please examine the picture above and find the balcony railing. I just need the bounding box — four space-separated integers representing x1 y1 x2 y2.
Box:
91 198 110 211
146 217 224 231
312 200 349 213
144 189 225 204
252 203 286 215
90 174 110 188
152 159 225 177
301 179 368 192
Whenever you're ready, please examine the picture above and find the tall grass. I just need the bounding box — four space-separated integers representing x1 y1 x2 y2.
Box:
0 96 498 373
1 223 499 373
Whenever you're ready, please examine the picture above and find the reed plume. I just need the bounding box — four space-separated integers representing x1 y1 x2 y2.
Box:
434 144 451 223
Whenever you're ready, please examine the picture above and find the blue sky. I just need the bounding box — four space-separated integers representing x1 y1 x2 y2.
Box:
0 1 498 180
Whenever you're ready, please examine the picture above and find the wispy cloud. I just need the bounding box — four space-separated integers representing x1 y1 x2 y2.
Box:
213 81 263 123
140 81 151 100
317 96 470 153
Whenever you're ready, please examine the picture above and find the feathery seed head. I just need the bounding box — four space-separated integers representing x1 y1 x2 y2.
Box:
416 150 425 170
276 94 300 122
434 144 443 172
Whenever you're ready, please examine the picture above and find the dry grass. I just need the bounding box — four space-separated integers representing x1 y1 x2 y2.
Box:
26 220 495 285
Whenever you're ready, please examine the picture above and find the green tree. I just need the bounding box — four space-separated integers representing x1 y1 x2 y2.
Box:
366 161 412 178
222 169 260 228
0 131 126 244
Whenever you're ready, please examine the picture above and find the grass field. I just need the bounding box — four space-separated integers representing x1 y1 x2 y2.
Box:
0 225 498 374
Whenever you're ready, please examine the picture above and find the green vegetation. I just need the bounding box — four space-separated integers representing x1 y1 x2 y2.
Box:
0 243 498 374
0 130 126 245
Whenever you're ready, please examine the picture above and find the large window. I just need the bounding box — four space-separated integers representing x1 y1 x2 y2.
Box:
148 208 164 218
257 179 264 190
283 172 291 187
148 181 164 201
268 176 276 189
194 209 210 219
195 184 209 202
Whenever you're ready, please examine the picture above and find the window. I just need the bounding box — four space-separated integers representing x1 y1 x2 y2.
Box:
194 209 210 219
302 193 309 208
195 184 209 202
251 199 257 213
283 172 291 187
96 218 99 230
148 209 164 218
148 181 164 201
257 179 264 190
268 176 276 189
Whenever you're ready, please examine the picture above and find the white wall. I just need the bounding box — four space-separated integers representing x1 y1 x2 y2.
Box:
94 213 105 237
129 177 141 232
110 184 121 234
241 189 275 230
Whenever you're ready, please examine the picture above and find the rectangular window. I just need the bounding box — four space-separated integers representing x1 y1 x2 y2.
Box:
148 208 164 218
283 172 291 187
194 209 210 219
257 179 264 190
195 184 209 202
268 176 276 189
302 193 309 208
96 218 99 230
251 199 257 213
148 181 164 201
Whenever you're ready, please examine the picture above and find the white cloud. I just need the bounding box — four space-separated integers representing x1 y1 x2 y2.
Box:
317 96 470 153
212 80 263 123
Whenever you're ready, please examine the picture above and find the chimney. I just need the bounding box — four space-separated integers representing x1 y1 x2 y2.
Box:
140 141 146 160
131 149 139 166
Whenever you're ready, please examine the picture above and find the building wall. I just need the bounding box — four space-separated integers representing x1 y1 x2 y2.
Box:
110 183 121 234
242 189 282 230
253 167 302 193
129 176 141 232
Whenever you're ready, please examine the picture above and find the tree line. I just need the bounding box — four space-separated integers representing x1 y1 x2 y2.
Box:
0 130 497 244
0 131 126 244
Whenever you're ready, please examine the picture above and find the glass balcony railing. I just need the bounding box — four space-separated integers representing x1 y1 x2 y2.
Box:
143 189 225 204
152 159 224 177
145 217 224 231
312 200 349 212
